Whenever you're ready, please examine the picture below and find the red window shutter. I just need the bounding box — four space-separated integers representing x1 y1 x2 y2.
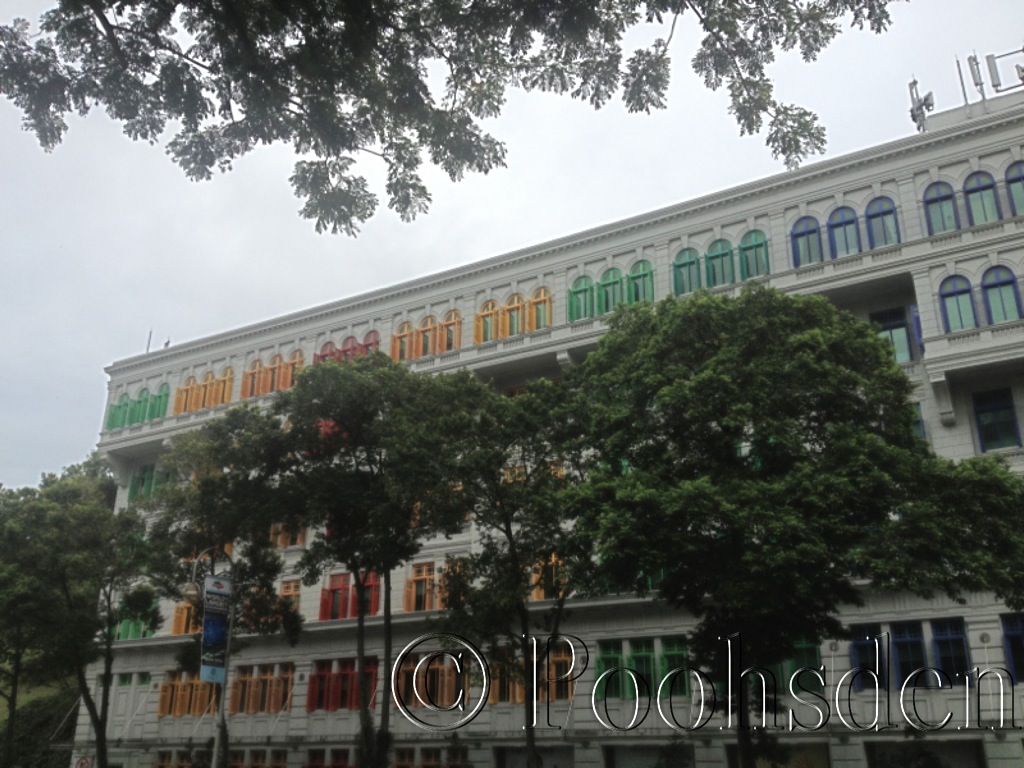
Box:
366 573 381 616
365 659 379 708
306 674 320 712
319 589 330 621
328 671 344 711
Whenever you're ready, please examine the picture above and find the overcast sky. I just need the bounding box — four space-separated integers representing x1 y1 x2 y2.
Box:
2 1 1023 489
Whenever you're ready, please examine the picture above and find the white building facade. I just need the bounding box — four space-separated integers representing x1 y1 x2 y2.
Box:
79 87 1024 768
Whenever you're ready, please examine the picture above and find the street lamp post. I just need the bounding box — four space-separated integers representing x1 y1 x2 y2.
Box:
182 547 235 768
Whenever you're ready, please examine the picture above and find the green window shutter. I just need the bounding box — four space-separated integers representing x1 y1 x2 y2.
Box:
596 640 624 699
659 637 689 698
626 639 655 700
127 471 142 504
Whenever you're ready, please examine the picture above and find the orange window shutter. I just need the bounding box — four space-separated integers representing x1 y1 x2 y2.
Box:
173 388 186 415
191 681 211 716
267 677 283 714
173 680 190 717
473 316 482 345
228 680 243 715
499 309 508 338
158 682 174 717
246 677 262 713
526 301 536 333
172 604 186 635
403 579 414 613
279 363 292 391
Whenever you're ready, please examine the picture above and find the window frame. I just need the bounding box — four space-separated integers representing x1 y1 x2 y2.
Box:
474 300 498 344
1007 161 1024 217
973 387 1022 453
982 266 1022 325
790 217 823 267
738 231 769 280
924 181 960 235
673 248 701 295
964 171 1002 226
528 287 552 331
597 269 623 314
626 260 654 305
939 275 977 333
568 276 595 321
827 207 861 258
705 239 735 287
865 196 901 249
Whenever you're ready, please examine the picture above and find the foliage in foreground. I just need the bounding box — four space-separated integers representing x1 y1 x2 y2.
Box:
0 1 896 234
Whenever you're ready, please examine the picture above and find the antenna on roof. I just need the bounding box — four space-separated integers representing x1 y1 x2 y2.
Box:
968 54 987 101
908 79 934 133
982 44 1024 93
956 57 972 118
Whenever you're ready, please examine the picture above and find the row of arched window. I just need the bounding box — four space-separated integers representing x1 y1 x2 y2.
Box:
939 266 1023 333
790 197 901 267
924 165 1024 235
315 332 381 364
105 384 171 430
391 311 463 361
241 351 304 399
108 164 1024 421
173 369 234 415
389 288 556 361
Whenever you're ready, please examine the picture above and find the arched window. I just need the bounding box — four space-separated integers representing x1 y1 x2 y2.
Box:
865 197 900 248
939 275 976 333
529 287 552 331
175 377 197 415
199 371 217 409
475 301 498 344
242 360 262 399
415 317 438 358
128 389 150 426
705 239 734 287
284 350 303 388
207 367 232 407
503 294 525 337
790 217 822 267
982 266 1021 324
673 248 701 295
568 276 595 321
440 310 462 352
315 341 337 365
964 172 1001 226
738 231 769 280
827 207 860 258
340 336 359 361
1007 162 1024 217
149 383 170 421
391 322 414 361
267 354 285 393
597 269 623 314
363 330 380 354
107 393 130 430
626 261 654 304
924 182 959 235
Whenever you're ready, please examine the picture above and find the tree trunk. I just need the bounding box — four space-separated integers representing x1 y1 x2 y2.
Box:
518 606 542 768
376 569 393 767
2 649 22 768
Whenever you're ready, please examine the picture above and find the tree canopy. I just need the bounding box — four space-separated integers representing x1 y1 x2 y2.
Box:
567 288 1024 767
0 0 895 234
0 457 162 768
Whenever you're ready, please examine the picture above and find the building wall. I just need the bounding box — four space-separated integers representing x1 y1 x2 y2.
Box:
76 90 1024 768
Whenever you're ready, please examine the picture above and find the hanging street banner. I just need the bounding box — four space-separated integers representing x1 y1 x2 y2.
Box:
200 574 231 684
